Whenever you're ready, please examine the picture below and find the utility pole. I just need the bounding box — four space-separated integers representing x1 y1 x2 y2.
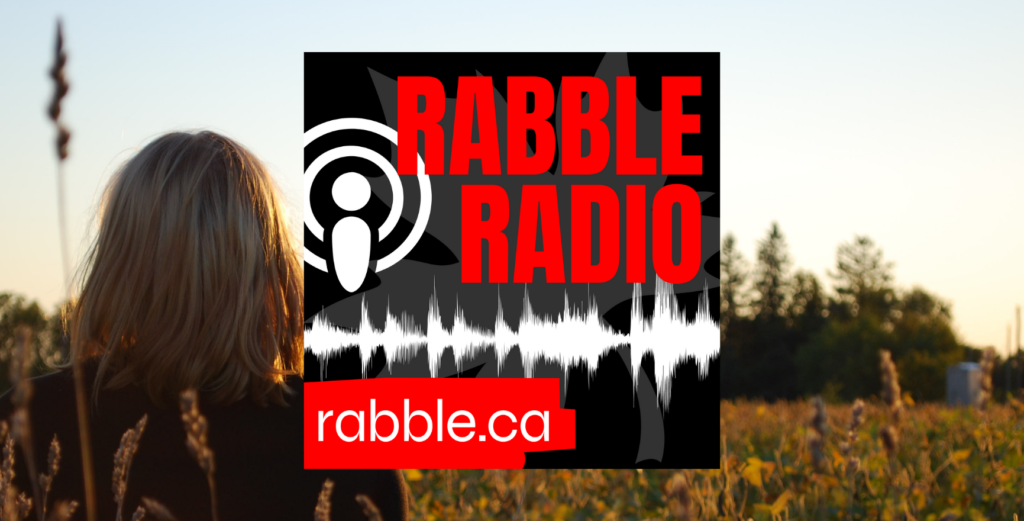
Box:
1008 325 1013 396
1011 305 1019 397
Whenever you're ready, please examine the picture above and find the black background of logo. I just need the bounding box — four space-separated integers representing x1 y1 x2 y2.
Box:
304 53 720 468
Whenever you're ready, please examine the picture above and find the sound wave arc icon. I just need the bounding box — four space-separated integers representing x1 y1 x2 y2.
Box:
303 118 431 274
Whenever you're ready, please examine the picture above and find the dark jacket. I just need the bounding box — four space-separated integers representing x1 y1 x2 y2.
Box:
0 368 407 521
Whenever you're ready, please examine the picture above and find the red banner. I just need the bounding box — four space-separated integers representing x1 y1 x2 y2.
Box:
304 378 576 468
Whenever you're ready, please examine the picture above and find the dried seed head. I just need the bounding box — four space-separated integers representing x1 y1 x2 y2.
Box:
880 351 901 405
666 473 692 520
979 347 996 409
9 410 29 451
881 425 899 457
879 351 903 458
113 415 148 520
0 430 11 518
355 493 382 521
179 390 215 476
809 396 828 437
807 396 829 471
842 399 866 456
1 433 14 480
808 431 826 471
47 435 60 476
17 492 31 520
314 479 334 521
48 19 72 161
847 456 861 475
850 399 865 431
1 487 15 521
140 498 177 521
48 500 79 521
56 125 71 162
39 434 61 497
880 350 903 424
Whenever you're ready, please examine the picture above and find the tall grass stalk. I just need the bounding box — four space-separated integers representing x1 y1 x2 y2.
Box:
842 399 865 519
112 416 147 521
46 19 98 521
179 390 218 521
11 327 44 521
879 350 903 519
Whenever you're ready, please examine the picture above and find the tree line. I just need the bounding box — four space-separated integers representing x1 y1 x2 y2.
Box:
0 293 68 392
720 222 1011 402
0 224 1015 403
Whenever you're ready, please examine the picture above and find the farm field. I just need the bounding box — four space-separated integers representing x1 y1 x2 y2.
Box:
411 399 1024 521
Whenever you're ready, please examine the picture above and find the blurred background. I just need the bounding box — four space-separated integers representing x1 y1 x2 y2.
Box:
2 0 1021 398
2 1 1024 519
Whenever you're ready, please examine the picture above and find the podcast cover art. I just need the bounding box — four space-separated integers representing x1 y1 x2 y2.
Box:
303 53 720 469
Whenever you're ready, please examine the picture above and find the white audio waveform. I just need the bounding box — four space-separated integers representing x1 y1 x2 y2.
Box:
305 278 719 408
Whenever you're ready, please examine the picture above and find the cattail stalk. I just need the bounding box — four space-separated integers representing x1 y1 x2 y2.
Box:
179 390 217 521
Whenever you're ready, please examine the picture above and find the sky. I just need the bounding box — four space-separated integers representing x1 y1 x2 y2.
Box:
0 0 1022 354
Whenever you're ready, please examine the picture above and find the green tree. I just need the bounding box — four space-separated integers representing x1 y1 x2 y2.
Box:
888 287 963 401
789 269 827 336
752 222 791 321
719 231 755 399
829 235 895 320
797 284 963 401
0 292 51 391
738 223 801 399
797 313 893 401
720 232 748 340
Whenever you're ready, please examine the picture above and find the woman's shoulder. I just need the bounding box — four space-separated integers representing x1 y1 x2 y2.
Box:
0 369 305 411
0 367 77 411
13 367 76 390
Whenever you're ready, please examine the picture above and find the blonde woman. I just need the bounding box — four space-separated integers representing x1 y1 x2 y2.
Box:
0 131 407 520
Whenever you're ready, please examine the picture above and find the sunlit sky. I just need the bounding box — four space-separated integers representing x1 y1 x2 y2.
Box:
1 1 1022 354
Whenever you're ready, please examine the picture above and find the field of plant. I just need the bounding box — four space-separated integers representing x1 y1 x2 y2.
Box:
406 467 690 520
410 398 1024 521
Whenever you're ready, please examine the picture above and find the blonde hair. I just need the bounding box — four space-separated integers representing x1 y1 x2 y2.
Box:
70 131 303 406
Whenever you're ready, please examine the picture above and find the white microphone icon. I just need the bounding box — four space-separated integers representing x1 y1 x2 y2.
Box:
330 172 372 292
